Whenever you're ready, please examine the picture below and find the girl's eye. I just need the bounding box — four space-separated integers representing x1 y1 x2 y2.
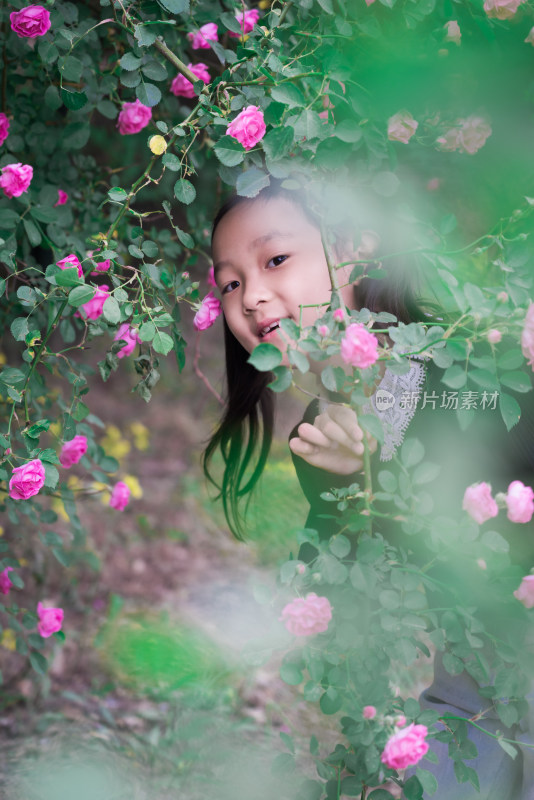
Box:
221 280 240 296
267 254 288 268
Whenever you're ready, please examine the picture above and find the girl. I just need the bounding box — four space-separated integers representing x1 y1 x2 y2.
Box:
203 180 534 798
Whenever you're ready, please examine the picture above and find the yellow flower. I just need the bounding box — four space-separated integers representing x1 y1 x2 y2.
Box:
123 474 142 499
19 557 28 567
67 475 81 490
0 525 4 537
129 422 150 451
1 629 16 651
49 422 61 439
101 425 131 461
51 497 69 522
149 135 167 155
258 0 271 8
0 352 6 365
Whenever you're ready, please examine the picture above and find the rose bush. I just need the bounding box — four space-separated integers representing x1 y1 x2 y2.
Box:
0 0 533 796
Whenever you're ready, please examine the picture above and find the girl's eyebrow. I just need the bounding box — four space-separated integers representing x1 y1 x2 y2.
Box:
213 230 295 276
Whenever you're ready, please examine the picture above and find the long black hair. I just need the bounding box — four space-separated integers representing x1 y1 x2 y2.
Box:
202 182 431 539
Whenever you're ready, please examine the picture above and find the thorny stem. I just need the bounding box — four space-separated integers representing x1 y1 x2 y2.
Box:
321 221 344 311
441 714 534 750
194 333 224 405
153 38 205 86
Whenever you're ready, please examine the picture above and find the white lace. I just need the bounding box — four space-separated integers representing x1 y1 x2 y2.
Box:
362 359 427 461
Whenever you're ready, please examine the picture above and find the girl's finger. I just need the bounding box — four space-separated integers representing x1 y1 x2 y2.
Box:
289 437 319 456
295 422 332 449
314 414 364 455
326 405 364 442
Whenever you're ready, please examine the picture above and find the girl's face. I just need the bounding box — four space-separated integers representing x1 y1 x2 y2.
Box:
212 196 350 363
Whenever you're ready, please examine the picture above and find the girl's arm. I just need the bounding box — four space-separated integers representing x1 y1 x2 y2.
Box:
289 404 377 475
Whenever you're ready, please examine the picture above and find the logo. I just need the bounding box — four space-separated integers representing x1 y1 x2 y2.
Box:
375 389 395 411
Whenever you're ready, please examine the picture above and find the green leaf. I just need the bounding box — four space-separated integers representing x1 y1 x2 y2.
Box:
174 179 196 205
358 413 384 444
280 662 303 685
11 317 29 342
30 651 48 675
402 776 423 800
268 365 292 392
23 218 41 246
134 24 157 47
248 342 283 371
61 89 88 111
271 84 306 108
334 120 363 144
262 126 294 160
176 228 194 248
412 462 441 485
330 534 351 558
44 84 62 110
152 331 174 355
68 285 95 308
136 82 162 107
401 438 425 468
139 322 156 342
158 0 189 11
55 267 83 288
500 371 532 393
59 55 83 82
43 463 59 490
288 349 309 373
236 168 270 198
142 240 159 258
442 364 467 389
108 187 128 202
103 296 120 324
368 791 396 800
320 689 343 715
161 153 181 171
497 738 518 760
500 392 521 431
97 100 117 119
121 52 142 71
214 136 246 167
142 60 168 81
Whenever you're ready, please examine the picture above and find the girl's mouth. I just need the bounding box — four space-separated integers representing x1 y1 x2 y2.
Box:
258 321 280 338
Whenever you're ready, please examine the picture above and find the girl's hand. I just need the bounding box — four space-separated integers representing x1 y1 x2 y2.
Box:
289 404 377 475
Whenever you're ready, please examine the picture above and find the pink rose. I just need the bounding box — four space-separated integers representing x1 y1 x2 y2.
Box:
484 0 525 18
80 285 110 321
487 329 502 344
193 291 222 331
90 259 111 275
457 116 492 155
37 602 63 638
0 567 13 596
438 116 491 155
318 325 329 337
340 323 379 369
188 22 218 49
54 189 69 207
444 20 461 44
0 163 33 198
521 302 534 370
387 111 418 144
117 100 152 135
396 715 407 727
497 291 508 303
114 323 140 358
363 705 376 720
381 723 429 770
505 480 534 524
364 0 376 5
170 63 210 99
207 265 216 287
56 253 83 279
426 178 440 191
59 435 88 469
279 592 332 637
462 482 499 524
109 481 130 511
227 105 266 150
10 5 51 37
9 458 46 500
0 113 10 146
514 575 534 609
333 308 345 323
525 27 534 45
229 8 260 36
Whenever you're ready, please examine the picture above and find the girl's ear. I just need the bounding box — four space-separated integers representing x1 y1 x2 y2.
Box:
333 230 381 308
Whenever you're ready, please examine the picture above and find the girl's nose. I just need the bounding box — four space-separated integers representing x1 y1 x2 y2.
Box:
242 280 271 313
